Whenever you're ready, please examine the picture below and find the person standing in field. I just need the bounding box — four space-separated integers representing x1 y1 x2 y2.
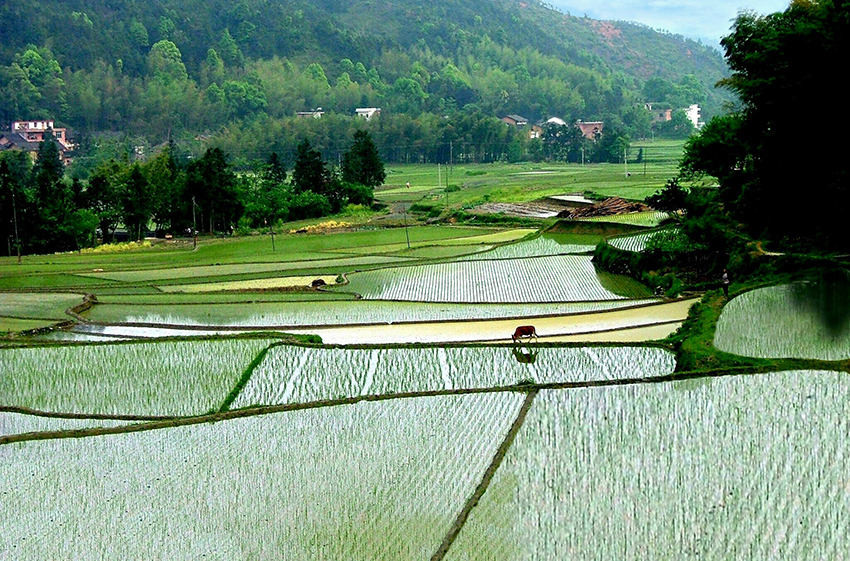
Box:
721 269 730 297
406 181 410 188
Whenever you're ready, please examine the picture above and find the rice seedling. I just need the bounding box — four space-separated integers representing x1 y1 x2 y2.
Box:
343 256 652 303
714 280 850 360
446 371 850 560
457 236 595 261
0 292 85 320
0 393 524 559
0 339 271 416
158 275 339 293
575 211 670 228
230 345 675 409
0 317 58 334
83 299 661 328
607 231 657 253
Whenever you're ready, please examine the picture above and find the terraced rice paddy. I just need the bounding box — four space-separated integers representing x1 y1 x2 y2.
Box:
0 339 271 416
4 191 839 556
0 292 84 320
608 231 658 253
335 229 536 255
575 210 670 227
77 255 409 283
230 345 675 409
715 276 850 360
343 255 651 302
287 299 693 345
157 275 340 293
83 298 661 327
1 393 525 559
457 234 596 260
445 371 850 560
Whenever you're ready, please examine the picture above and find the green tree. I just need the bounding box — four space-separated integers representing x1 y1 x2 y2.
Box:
653 109 695 139
30 135 76 251
121 164 154 241
693 0 849 246
0 155 30 257
243 152 291 227
341 130 385 190
291 139 329 196
185 147 242 233
85 159 125 243
147 40 188 82
142 142 183 233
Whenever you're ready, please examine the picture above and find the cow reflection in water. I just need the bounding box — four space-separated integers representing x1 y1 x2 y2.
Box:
512 346 538 364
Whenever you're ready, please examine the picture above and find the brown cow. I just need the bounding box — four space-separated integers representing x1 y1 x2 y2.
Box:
512 325 538 343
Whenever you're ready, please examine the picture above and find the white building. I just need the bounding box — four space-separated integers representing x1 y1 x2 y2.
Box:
685 104 703 129
355 107 381 121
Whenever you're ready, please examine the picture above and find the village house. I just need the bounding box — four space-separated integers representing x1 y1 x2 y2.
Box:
644 103 673 123
355 107 381 120
296 108 325 119
0 120 75 164
501 114 529 127
576 120 604 140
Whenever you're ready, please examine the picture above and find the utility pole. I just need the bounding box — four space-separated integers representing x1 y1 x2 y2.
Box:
402 203 410 249
12 188 20 264
192 196 197 250
449 141 453 187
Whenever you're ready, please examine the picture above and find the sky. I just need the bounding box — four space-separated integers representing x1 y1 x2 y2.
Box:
548 0 791 46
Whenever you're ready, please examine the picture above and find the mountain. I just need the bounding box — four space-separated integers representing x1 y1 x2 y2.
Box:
0 0 731 160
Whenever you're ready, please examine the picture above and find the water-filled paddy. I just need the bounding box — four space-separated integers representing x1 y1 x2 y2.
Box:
446 371 850 560
0 339 271 416
457 233 599 260
608 231 658 252
1 393 524 559
230 345 675 409
715 271 850 360
342 255 651 302
83 299 661 327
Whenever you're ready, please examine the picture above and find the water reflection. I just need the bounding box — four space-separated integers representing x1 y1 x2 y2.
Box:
790 268 850 339
512 347 538 364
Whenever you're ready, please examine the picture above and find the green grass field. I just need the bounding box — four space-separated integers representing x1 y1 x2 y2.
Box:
377 140 685 209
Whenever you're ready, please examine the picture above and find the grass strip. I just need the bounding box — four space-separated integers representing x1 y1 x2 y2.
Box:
431 389 538 561
217 344 274 412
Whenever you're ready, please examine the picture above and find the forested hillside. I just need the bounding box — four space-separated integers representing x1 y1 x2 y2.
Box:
0 0 730 167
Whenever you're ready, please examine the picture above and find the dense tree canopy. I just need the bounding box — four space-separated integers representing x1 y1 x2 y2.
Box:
0 0 728 160
680 0 848 249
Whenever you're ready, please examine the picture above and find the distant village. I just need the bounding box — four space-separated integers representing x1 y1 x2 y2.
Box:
0 103 702 165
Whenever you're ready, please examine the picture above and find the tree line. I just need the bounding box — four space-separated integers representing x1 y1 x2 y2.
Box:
0 130 385 255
